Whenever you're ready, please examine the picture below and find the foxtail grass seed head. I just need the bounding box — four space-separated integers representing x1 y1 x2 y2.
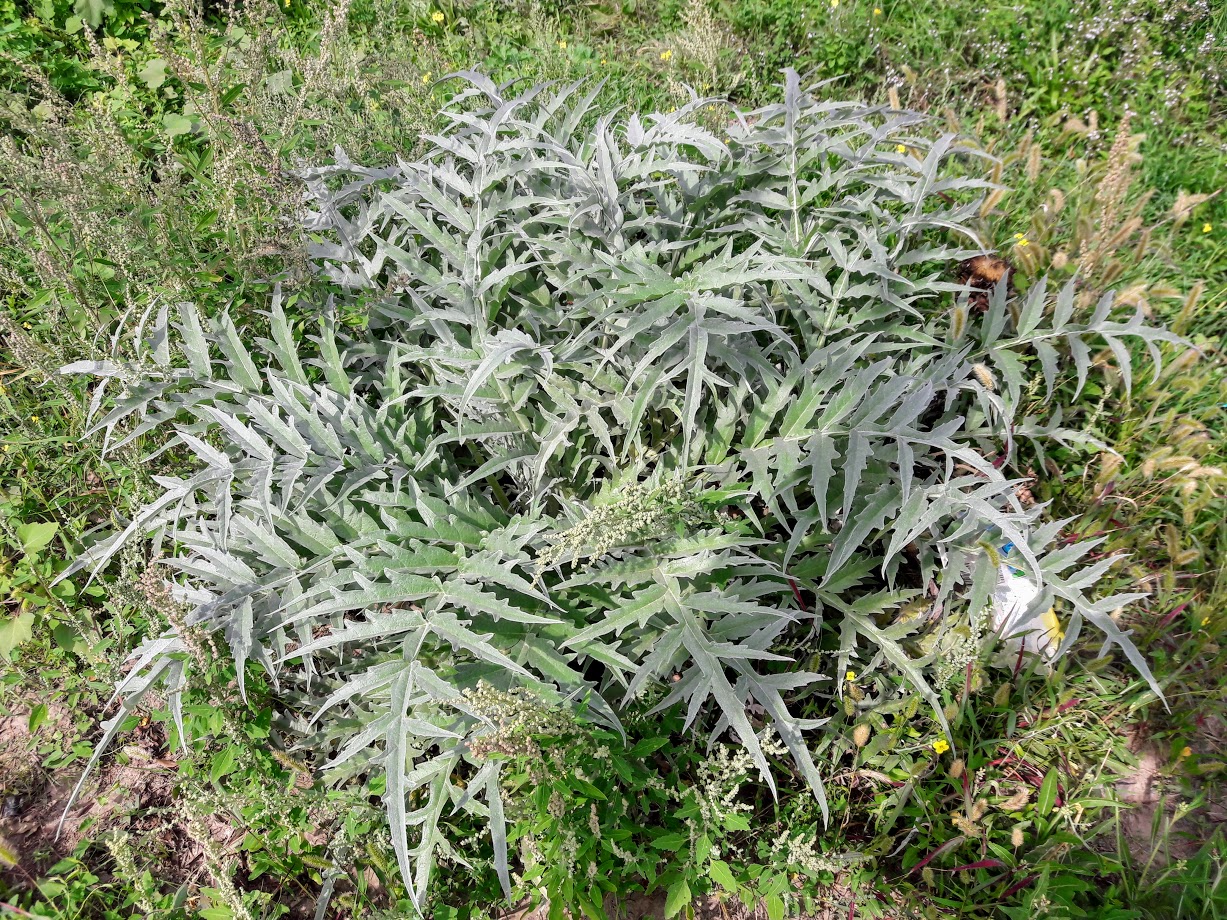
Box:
1170 189 1212 229
1025 143 1042 182
971 363 995 391
993 78 1007 121
1173 281 1205 334
950 302 968 342
1097 452 1123 484
951 814 980 837
979 187 1005 218
1001 788 1030 811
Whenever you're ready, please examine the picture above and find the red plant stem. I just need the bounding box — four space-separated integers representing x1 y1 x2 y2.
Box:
945 859 1006 872
1158 603 1189 629
910 837 965 874
1002 873 1040 898
1018 698 1081 728
787 576 807 612
989 751 1042 783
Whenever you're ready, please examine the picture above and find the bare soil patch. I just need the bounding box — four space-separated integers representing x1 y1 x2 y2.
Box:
1 704 174 876
1115 718 1227 868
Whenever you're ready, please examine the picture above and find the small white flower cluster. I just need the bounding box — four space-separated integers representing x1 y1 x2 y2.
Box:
462 681 573 760
934 606 989 690
548 789 567 819
538 477 702 568
558 828 580 875
105 831 158 916
769 832 867 876
180 799 256 920
686 729 787 827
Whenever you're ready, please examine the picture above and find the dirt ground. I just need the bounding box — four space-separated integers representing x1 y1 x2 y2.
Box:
0 699 922 919
1115 717 1227 868
0 703 230 893
3 700 1223 918
498 888 915 920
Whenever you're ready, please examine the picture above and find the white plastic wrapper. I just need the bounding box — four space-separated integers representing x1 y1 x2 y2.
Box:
990 564 1064 660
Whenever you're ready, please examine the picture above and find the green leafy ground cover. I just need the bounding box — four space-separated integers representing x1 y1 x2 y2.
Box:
0 0 1224 918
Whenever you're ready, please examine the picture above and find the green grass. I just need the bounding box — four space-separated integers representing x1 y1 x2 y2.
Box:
1 0 1223 917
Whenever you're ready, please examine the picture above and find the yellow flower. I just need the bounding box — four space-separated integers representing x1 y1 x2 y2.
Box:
558 40 567 49
431 10 444 22
845 670 856 682
933 739 950 755
1017 238 1030 247
1 445 9 453
1180 746 1193 759
661 49 673 61
283 0 289 7
874 7 882 13
29 415 39 423
895 143 906 153
1202 616 1211 627
600 58 607 65
830 0 838 7
1203 223 1213 233
422 72 432 83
